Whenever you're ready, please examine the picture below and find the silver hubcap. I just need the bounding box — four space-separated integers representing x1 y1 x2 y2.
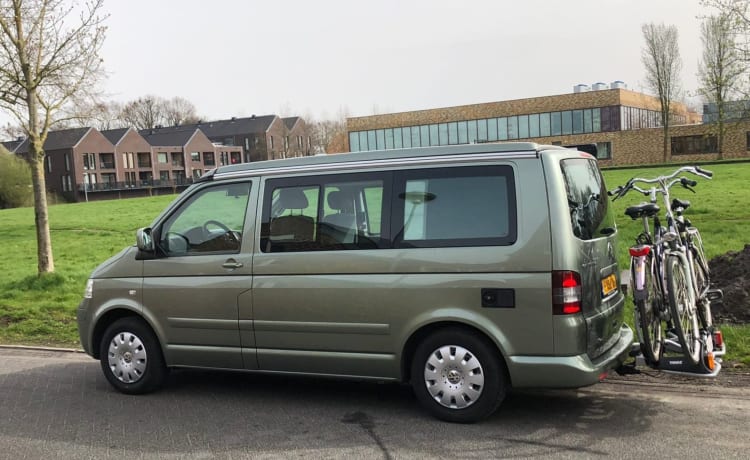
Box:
108 331 147 384
423 345 484 409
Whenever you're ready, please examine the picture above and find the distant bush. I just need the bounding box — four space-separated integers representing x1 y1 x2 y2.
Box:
0 151 32 209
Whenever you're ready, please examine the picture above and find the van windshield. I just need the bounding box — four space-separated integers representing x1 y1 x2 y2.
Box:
560 158 615 240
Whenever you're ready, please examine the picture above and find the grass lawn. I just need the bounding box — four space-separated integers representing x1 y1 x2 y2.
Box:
0 162 748 366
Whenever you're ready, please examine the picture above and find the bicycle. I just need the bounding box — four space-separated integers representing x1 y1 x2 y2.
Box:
609 166 715 367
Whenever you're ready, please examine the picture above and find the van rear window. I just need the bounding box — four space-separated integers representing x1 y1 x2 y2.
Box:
560 158 615 240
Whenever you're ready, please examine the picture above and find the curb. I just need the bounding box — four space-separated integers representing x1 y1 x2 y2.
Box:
0 344 84 353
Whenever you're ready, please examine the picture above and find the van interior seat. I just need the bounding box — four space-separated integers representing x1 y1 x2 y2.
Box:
321 190 357 244
269 188 314 242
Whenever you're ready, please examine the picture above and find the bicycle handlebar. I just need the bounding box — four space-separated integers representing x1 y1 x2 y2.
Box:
608 165 713 201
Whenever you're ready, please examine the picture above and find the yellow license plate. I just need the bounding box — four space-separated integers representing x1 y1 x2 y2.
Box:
601 274 617 297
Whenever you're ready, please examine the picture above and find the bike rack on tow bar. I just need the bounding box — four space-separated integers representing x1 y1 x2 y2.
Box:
617 293 726 378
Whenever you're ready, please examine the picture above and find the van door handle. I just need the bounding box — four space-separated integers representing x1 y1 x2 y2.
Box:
222 260 243 269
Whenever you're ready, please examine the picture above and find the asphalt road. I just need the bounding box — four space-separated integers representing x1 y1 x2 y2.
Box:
1 347 748 459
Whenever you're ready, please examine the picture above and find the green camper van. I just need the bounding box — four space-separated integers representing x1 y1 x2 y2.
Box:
77 142 632 422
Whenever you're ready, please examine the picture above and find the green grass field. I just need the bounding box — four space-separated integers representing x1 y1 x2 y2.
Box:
0 163 748 365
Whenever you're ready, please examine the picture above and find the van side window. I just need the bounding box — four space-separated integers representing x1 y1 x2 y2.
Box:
560 158 615 240
261 173 390 252
393 166 516 248
158 182 251 256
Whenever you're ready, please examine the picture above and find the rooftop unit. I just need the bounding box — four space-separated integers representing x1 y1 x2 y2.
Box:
574 84 591 93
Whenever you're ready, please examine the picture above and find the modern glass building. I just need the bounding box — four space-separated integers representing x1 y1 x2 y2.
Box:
346 87 704 165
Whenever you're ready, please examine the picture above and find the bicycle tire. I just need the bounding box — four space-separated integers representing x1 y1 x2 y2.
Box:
666 255 701 365
633 254 662 365
689 229 712 328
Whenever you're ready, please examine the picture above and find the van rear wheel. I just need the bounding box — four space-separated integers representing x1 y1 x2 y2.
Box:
411 328 506 423
99 317 167 394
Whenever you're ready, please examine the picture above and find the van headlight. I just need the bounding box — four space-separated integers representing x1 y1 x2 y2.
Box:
84 279 94 299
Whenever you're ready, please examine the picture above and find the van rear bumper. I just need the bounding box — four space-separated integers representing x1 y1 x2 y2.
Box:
506 324 633 388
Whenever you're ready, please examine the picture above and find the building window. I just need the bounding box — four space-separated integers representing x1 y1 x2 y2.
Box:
518 115 529 139
528 114 540 138
245 137 250 150
551 112 562 136
393 128 403 149
540 113 551 137
596 142 612 159
270 136 274 150
171 152 184 167
561 111 573 135
99 153 115 169
671 135 717 155
192 169 203 179
83 153 95 170
157 152 168 164
46 155 52 173
138 152 151 168
191 152 200 162
64 153 70 171
160 171 170 181
349 132 360 152
467 120 477 144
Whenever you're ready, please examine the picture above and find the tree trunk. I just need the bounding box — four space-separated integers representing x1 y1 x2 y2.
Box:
663 126 670 163
29 155 54 274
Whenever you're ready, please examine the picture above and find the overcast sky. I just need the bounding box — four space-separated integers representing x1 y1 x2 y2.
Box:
99 0 706 121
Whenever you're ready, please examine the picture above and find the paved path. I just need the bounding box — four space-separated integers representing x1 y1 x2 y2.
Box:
1 347 749 459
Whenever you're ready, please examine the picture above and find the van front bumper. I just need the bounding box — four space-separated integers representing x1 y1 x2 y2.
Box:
76 299 93 357
506 324 633 388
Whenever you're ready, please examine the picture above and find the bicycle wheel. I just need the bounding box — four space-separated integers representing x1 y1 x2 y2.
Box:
689 228 710 297
633 254 662 365
666 255 701 365
689 228 712 328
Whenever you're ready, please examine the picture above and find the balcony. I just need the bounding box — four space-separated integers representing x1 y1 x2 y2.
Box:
78 177 196 192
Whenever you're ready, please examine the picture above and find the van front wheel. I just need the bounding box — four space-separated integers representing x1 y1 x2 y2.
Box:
99 317 167 394
411 328 506 423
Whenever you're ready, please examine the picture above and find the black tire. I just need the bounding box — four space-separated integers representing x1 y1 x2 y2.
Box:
633 255 662 366
99 317 167 394
666 256 701 365
410 328 506 423
690 232 712 329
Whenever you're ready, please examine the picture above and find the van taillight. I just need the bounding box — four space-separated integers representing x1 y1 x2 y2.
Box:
553 270 582 315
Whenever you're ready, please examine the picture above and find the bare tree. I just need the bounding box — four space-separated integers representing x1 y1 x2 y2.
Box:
0 0 106 274
698 13 743 157
642 23 683 163
119 95 164 130
162 96 198 126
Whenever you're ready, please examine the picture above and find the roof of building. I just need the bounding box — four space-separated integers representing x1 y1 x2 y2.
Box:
101 127 130 145
283 117 300 130
140 128 199 147
1 139 24 153
141 115 278 140
16 127 93 153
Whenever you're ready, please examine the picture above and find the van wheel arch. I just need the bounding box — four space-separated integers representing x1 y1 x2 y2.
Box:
92 310 159 360
401 322 510 386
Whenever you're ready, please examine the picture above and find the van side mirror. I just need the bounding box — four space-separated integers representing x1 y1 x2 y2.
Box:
136 227 154 252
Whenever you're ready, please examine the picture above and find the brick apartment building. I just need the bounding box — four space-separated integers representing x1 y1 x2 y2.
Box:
346 85 750 166
9 112 312 202
16 126 242 202
142 114 313 163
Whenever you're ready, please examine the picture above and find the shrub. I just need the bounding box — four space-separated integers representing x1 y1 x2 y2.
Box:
0 150 32 209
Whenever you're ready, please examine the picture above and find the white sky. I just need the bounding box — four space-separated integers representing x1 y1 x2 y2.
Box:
100 0 707 120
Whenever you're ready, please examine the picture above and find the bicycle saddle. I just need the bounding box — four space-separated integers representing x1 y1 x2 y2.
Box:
671 198 690 211
625 202 660 220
